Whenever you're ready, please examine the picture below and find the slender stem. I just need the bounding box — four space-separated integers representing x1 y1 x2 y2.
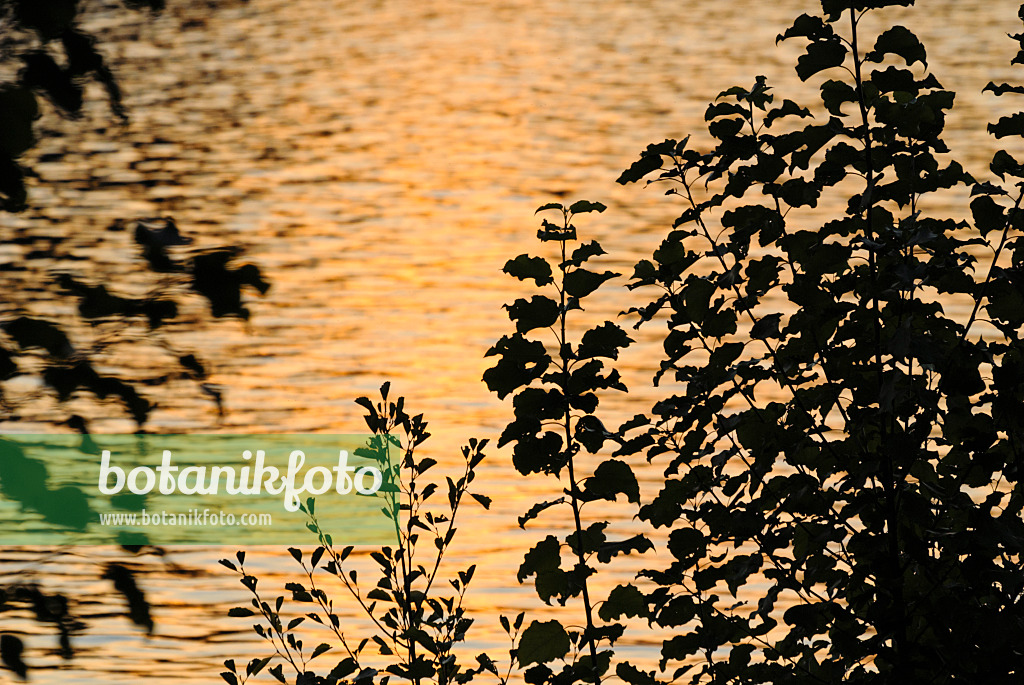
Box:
315 517 403 655
748 98 854 429
400 436 420 684
423 450 472 598
243 565 302 674
850 8 907 677
558 228 602 684
304 564 361 664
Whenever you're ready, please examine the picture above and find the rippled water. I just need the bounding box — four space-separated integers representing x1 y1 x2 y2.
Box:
2 0 1021 681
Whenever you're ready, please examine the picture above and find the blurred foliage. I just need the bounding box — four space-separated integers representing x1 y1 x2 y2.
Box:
0 0 140 211
0 0 269 431
2 215 270 430
0 0 264 679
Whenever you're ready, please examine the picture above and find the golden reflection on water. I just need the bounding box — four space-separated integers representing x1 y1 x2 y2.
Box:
2 0 1021 680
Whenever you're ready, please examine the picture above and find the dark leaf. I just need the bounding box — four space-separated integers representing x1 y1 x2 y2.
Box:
795 38 847 82
617 152 663 185
577 322 633 360
750 312 783 340
504 255 553 286
518 498 564 528
568 200 607 214
517 620 570 666
535 202 564 214
582 459 640 503
20 51 82 115
765 99 812 127
599 584 649 621
483 333 550 399
566 240 606 268
564 268 617 298
866 25 927 67
505 296 560 333
989 112 1024 139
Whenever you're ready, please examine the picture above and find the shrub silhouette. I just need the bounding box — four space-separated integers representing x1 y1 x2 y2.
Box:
610 1 1024 682
228 1 1024 684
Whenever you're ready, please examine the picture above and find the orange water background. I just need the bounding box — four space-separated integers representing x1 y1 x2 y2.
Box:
1 0 1021 681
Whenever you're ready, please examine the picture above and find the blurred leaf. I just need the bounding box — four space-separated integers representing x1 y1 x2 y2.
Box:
0 87 37 157
102 564 153 633
190 250 269 319
14 0 77 38
61 29 126 119
0 88 37 158
0 345 19 380
0 157 27 212
20 51 82 115
0 634 26 679
2 317 73 357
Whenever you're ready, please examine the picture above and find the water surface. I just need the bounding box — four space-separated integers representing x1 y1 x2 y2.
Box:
2 0 1019 681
